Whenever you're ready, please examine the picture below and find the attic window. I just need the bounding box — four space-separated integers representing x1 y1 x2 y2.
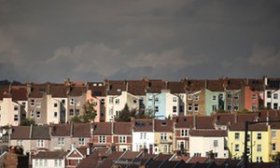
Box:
117 89 121 92
93 83 97 86
161 122 167 126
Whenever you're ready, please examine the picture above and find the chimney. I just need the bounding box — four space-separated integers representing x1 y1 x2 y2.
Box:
264 76 268 86
26 82 31 97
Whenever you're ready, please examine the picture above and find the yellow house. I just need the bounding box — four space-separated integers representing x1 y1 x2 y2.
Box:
270 123 280 161
228 122 270 162
154 120 173 154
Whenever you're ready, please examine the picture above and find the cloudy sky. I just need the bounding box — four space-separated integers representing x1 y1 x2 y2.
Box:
0 0 279 82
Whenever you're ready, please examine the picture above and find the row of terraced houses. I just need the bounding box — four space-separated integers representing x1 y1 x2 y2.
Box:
1 111 280 167
0 76 280 125
0 76 280 167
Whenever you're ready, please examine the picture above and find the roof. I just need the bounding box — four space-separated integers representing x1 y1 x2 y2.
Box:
187 156 208 163
73 123 91 137
49 84 67 97
195 116 215 129
154 120 173 132
31 126 50 140
167 81 185 94
29 84 47 98
189 130 227 137
88 83 107 97
229 122 268 131
33 151 66 159
51 124 71 136
146 80 166 93
174 116 194 128
213 113 235 125
127 80 147 95
133 119 154 132
107 80 126 95
206 80 225 92
11 126 30 140
266 78 280 89
76 147 109 168
91 122 112 135
113 122 132 135
68 86 84 96
11 87 27 101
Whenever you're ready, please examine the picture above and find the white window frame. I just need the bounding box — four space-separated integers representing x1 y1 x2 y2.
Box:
37 140 45 148
58 137 64 146
79 137 85 145
119 136 126 144
160 132 167 141
180 129 188 137
99 136 106 144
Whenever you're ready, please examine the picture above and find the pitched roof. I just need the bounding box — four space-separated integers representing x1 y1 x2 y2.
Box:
224 78 245 90
31 126 50 140
91 122 112 135
113 122 132 135
184 79 205 92
213 113 235 125
187 156 208 163
206 80 225 92
127 80 147 95
229 122 268 131
88 83 107 97
68 86 84 96
189 130 227 137
195 116 215 129
167 81 185 94
133 119 154 132
49 84 67 97
11 126 30 140
76 147 109 168
174 116 194 128
29 84 47 98
51 124 71 136
97 151 124 168
107 80 126 95
154 120 173 132
73 123 91 137
236 113 259 123
33 151 67 159
11 87 27 101
146 80 166 93
266 78 280 89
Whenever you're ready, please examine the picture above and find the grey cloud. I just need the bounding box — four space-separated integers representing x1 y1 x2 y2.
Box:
0 0 280 82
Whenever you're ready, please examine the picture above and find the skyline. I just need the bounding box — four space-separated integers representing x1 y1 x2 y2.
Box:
0 0 280 82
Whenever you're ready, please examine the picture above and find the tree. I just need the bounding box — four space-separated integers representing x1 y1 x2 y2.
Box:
71 101 97 123
20 118 35 126
115 104 131 122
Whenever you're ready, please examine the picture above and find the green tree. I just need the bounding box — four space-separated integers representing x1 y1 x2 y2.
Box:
71 101 97 123
20 118 35 126
115 104 131 122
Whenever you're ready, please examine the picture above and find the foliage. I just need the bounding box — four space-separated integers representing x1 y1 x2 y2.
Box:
20 118 35 126
115 104 152 122
71 101 97 123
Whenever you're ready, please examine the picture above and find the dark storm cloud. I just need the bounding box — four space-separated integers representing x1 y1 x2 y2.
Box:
0 0 279 82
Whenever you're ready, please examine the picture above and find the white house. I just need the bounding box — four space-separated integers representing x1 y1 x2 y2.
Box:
106 91 139 122
0 96 22 126
189 130 228 158
263 77 280 110
132 119 155 154
32 151 66 168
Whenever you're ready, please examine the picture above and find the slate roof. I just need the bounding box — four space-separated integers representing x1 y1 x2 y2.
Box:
174 116 194 129
107 80 126 95
68 86 84 96
113 122 132 135
51 124 71 136
29 84 47 98
133 119 154 132
91 122 112 135
10 126 30 140
11 87 27 101
195 116 215 129
127 80 147 95
206 80 225 92
229 122 268 131
73 123 91 137
146 80 166 93
189 130 227 137
167 81 185 94
31 126 50 140
213 113 235 125
154 120 173 132
49 84 67 97
33 151 67 159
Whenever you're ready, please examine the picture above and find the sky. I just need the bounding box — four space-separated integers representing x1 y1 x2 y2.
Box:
0 0 280 83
